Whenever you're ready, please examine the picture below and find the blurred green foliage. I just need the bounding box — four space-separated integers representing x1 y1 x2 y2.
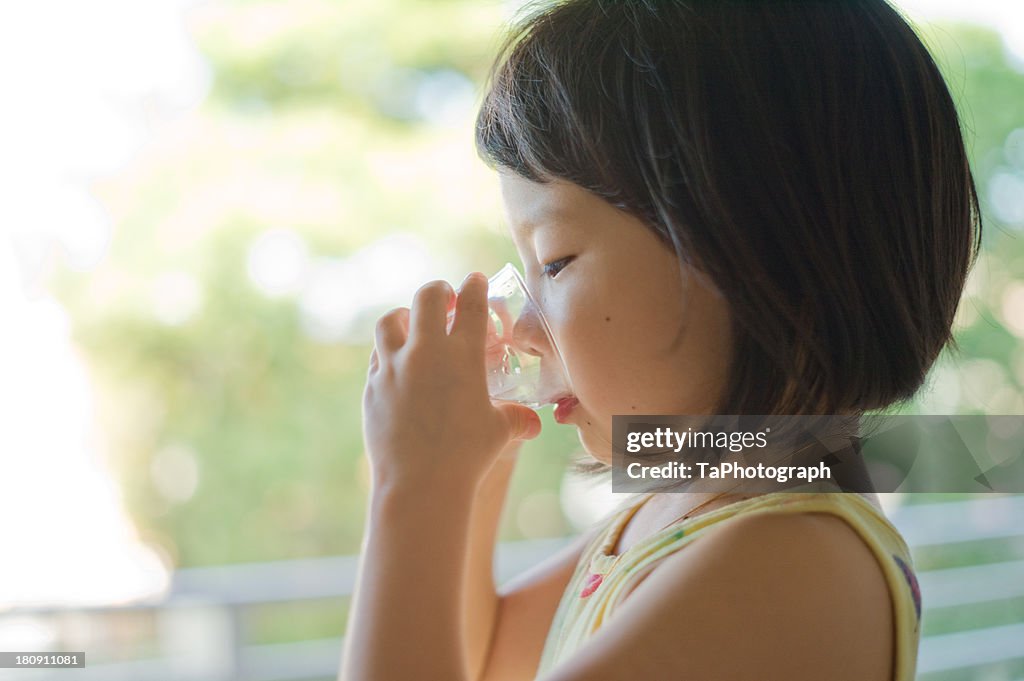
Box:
52 0 581 570
47 0 1024 596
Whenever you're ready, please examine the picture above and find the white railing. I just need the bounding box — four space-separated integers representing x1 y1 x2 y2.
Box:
1 496 1021 681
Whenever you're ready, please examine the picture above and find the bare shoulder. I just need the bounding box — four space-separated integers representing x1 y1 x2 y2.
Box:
539 509 894 681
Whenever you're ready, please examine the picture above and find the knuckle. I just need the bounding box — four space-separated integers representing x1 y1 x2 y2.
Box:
461 295 488 315
457 301 488 325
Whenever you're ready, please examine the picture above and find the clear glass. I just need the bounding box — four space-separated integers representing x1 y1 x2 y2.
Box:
445 262 574 409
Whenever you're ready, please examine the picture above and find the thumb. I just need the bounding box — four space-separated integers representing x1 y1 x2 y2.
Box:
497 403 542 441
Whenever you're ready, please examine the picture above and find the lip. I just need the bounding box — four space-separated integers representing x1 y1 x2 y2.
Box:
554 396 579 424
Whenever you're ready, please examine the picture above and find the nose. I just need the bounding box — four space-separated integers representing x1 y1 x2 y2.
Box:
510 299 549 359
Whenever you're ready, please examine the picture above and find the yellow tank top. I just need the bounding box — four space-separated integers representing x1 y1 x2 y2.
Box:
536 490 921 679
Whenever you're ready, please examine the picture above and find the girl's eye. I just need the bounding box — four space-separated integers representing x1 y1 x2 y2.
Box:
542 256 574 279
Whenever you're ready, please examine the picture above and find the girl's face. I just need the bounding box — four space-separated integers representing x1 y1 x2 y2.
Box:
499 172 734 464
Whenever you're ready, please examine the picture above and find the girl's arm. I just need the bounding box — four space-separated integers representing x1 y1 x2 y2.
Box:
343 275 544 681
463 444 520 681
338 469 476 681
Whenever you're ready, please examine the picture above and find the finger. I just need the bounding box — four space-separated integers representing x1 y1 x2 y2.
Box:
497 402 542 441
449 272 490 343
375 307 409 356
368 346 380 373
409 280 454 344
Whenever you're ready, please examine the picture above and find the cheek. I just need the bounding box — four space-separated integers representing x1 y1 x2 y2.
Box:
552 288 654 402
558 273 732 415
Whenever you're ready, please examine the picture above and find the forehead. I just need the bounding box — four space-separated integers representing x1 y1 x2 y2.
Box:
498 172 591 237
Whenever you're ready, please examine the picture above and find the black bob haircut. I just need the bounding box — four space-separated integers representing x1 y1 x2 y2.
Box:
475 0 983 474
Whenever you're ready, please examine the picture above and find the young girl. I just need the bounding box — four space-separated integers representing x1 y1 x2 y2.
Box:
341 1 981 679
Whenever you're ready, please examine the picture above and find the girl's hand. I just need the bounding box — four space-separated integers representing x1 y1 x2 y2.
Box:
363 272 542 492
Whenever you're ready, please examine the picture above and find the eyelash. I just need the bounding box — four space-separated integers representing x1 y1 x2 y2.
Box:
542 256 574 279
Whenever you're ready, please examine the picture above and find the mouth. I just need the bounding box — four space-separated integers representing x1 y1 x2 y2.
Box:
553 395 580 424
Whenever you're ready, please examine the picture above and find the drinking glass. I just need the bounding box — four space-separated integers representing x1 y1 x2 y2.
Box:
445 262 574 409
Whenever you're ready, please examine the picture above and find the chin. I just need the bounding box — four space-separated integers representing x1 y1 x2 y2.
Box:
576 430 614 467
